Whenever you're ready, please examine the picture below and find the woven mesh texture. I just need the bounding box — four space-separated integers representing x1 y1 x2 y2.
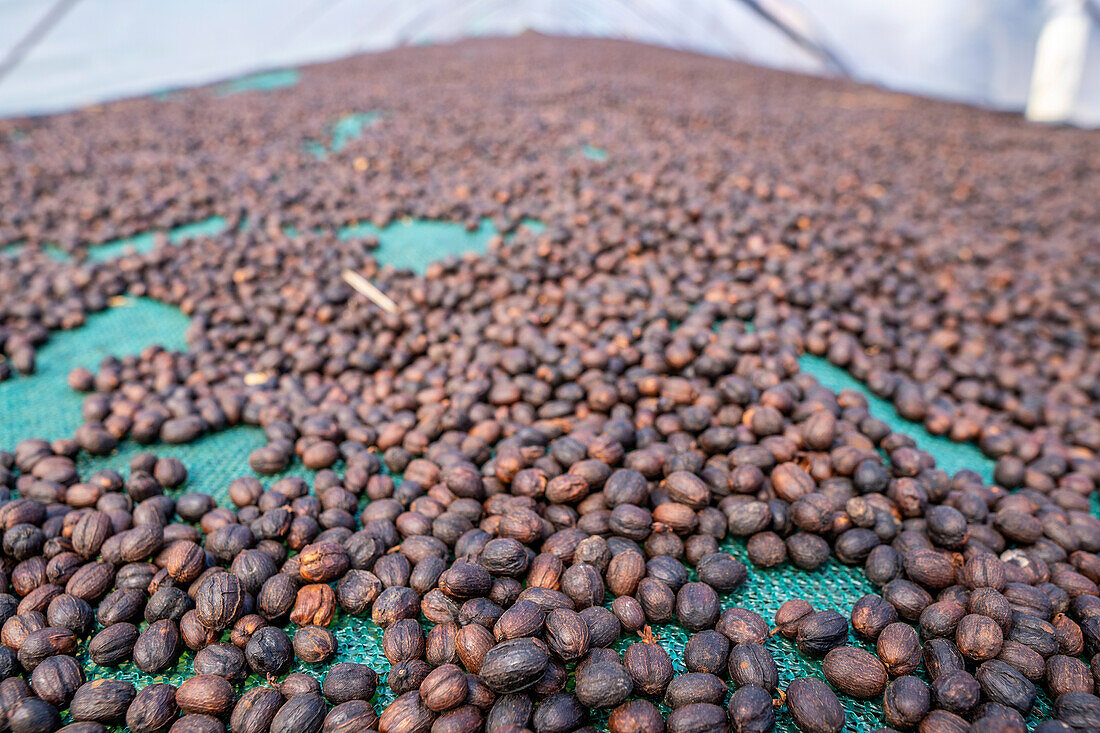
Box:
216 70 301 96
86 217 229 262
582 145 609 162
0 217 228 262
306 112 382 158
0 155 1060 733
337 217 498 274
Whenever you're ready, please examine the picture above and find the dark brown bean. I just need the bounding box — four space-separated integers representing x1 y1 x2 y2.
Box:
822 645 888 698
785 677 844 733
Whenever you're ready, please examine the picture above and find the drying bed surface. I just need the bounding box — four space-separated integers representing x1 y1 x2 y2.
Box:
0 35 1098 733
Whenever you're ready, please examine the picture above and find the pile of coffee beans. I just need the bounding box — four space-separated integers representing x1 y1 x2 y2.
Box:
0 34 1098 732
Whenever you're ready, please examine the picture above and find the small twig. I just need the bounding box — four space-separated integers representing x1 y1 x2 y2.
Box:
243 371 272 386
342 268 398 314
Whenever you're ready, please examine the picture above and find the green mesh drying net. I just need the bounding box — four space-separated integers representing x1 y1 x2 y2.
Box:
305 112 383 159
216 70 301 96
0 152 1058 733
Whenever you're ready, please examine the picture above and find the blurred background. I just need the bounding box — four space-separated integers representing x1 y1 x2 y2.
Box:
0 0 1098 125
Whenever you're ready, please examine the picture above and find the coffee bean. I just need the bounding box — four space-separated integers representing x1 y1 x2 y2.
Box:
975 660 1037 714
477 638 549 693
27 654 82 707
728 643 778 693
695 553 747 593
883 580 934 623
956 613 1003 661
17 626 76 671
421 664 468 712
795 610 848 657
87 622 138 666
919 601 966 640
610 597 645 633
773 599 815 640
674 582 720 631
665 703 728 733
785 677 844 733
930 669 980 716
323 700 379 733
663 672 727 708
229 611 266 647
169 714 226 733
623 639 674 697
1008 613 1057 657
133 618 180 673
95 588 145 626
72 513 112 559
229 687 283 733
335 570 382 615
608 699 664 733
69 679 136 724
176 675 236 718
1052 614 1084 656
379 691 434 733
485 693 533 733
727 685 774 733
919 709 971 733
574 661 633 709
257 574 297 621
1046 654 1093 698
683 630 730 676
996 640 1046 681
294 624 337 664
9 697 60 733
195 573 245 632
968 588 1013 635
922 638 965 681
119 524 164 562
298 542 349 583
717 608 769 645
877 622 922 677
280 673 321 698
456 624 495 674
544 608 590 662
904 549 957 590
271 694 327 733
532 692 584 733
1053 692 1100 731
193 643 248 683
245 626 292 678
371 586 419 628
883 676 930 730
145 587 193 624
787 533 831 572
822 645 888 698
850 594 898 641
579 606 619 648
126 683 179 733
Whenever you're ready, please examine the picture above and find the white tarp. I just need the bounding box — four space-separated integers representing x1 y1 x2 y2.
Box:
0 0 1097 126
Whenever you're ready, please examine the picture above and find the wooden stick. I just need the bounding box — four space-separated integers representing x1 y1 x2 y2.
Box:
342 269 398 314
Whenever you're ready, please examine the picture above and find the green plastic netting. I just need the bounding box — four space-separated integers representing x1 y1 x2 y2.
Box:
148 68 296 105
217 70 301 96
305 112 383 159
0 119 1059 733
